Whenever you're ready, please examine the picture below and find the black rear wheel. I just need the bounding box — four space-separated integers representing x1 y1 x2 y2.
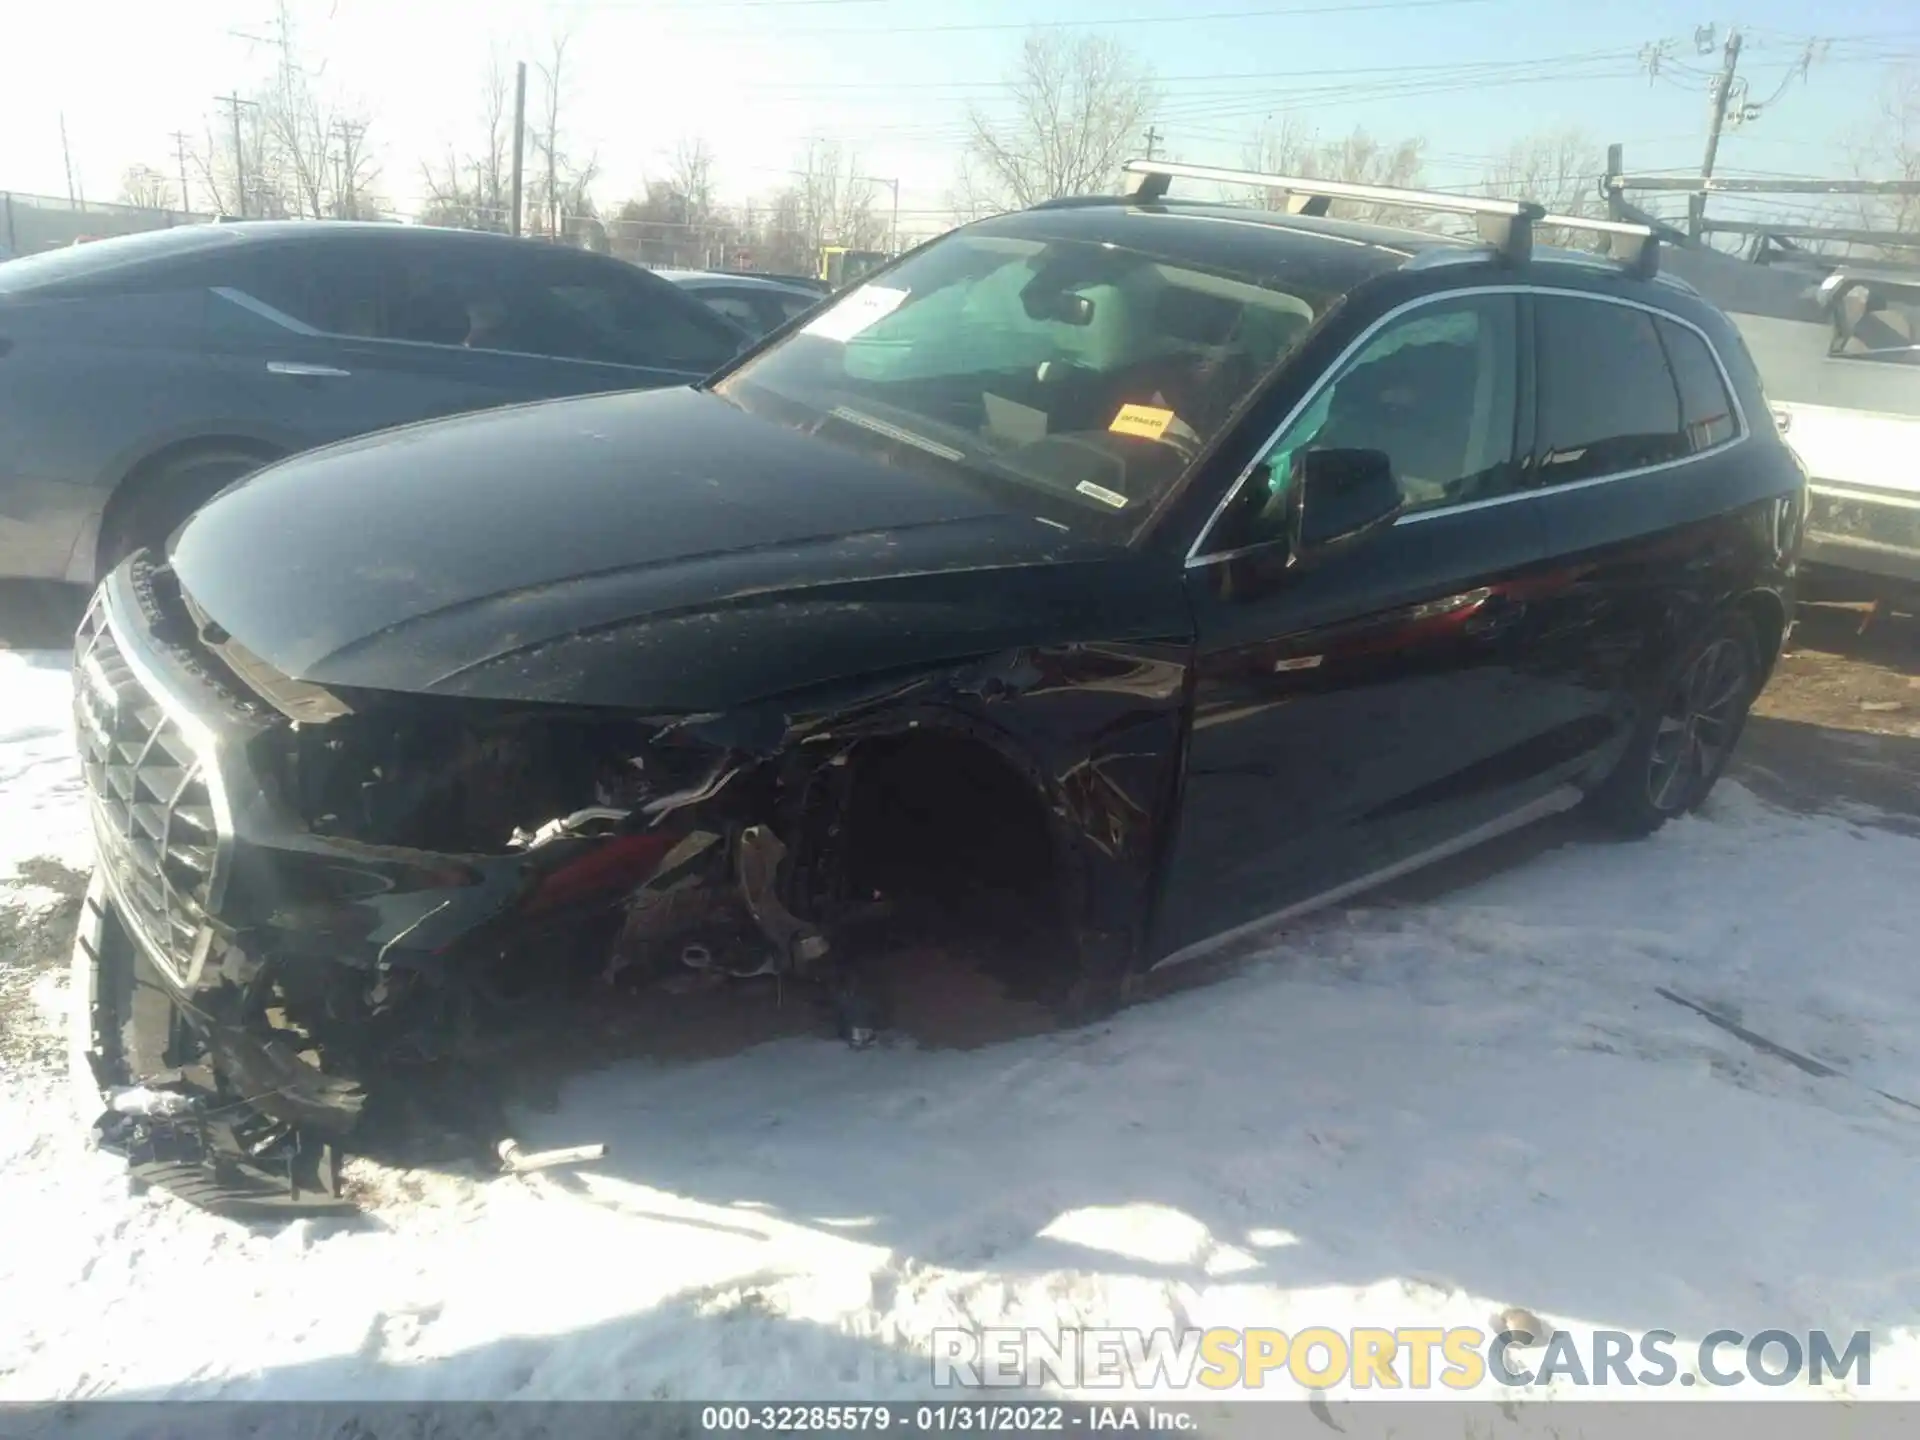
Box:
1587 612 1761 837
97 446 274 575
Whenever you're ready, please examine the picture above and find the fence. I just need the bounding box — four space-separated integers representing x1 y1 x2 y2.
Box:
1 192 215 257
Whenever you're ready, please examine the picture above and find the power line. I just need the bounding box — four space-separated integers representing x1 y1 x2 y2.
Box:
742 45 1642 94
662 0 1502 38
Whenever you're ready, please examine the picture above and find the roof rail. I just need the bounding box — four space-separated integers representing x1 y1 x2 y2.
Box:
1538 212 1660 280
1119 159 1659 278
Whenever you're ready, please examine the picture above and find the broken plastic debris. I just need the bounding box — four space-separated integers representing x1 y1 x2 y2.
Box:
497 1138 609 1174
680 943 781 980
510 806 631 849
107 1085 198 1118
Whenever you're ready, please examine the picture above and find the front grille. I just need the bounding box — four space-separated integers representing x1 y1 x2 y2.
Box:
74 597 224 986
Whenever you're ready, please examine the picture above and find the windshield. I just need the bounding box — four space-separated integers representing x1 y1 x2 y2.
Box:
713 230 1324 528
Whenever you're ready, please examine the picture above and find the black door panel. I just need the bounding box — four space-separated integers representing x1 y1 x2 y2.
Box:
1151 287 1591 955
1157 496 1571 956
1532 461 1793 730
1523 294 1800 757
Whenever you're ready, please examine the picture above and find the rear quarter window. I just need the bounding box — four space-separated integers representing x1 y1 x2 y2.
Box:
533 262 742 372
1656 316 1740 450
1535 296 1689 483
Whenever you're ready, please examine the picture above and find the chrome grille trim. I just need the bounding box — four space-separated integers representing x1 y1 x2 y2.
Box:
74 589 233 988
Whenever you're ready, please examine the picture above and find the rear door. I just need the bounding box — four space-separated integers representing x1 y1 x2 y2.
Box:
1156 289 1575 956
201 236 504 448
1523 291 1769 750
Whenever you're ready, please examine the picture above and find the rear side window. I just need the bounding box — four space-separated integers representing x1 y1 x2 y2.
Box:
531 263 742 372
776 293 819 324
226 243 387 336
690 289 770 336
1656 317 1739 451
1534 297 1687 483
210 239 740 373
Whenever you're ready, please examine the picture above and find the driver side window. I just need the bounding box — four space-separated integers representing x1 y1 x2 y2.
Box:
1225 292 1519 550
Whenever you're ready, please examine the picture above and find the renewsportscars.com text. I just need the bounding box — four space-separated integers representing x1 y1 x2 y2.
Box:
931 1326 1874 1391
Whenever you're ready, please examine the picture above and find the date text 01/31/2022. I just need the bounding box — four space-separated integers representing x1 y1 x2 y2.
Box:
699 1404 1197 1431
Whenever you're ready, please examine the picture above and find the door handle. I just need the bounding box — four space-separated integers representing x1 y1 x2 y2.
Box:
266 360 351 378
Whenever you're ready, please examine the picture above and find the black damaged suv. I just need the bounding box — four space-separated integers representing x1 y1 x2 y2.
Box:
72 162 1805 1213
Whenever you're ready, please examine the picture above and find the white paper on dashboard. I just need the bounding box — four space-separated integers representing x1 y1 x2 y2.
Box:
801 285 910 342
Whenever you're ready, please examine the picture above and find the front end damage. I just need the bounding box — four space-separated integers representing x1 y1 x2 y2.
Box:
71 557 1187 1215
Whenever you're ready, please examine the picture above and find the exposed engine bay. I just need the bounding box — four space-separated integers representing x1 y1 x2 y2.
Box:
73 564 1179 1216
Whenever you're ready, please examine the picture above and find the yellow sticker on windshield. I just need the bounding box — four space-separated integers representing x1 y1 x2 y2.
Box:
1110 404 1175 440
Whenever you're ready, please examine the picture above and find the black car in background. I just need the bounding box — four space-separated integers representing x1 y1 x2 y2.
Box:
0 222 744 584
660 269 831 338
71 162 1804 1214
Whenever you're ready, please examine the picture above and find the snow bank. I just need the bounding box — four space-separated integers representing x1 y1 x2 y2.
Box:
0 649 89 877
1 644 1916 1409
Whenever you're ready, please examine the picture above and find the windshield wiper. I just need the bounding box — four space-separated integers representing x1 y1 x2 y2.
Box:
828 406 965 462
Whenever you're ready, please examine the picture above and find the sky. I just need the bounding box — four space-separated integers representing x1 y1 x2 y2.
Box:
2 0 1916 238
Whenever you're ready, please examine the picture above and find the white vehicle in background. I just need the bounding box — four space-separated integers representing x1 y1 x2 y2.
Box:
1662 248 1920 604
1781 270 1920 599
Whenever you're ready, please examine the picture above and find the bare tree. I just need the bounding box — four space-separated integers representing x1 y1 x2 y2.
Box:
963 32 1157 209
753 186 816 274
670 137 718 260
189 3 379 220
1853 69 1920 249
527 30 599 240
326 120 380 219
189 107 277 218
1242 121 1427 226
672 139 716 225
119 165 175 211
254 0 380 218
1478 128 1606 246
421 55 516 230
795 141 883 252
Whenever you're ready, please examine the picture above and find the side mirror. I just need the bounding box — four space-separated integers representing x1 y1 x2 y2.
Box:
1287 447 1404 569
1818 276 1868 353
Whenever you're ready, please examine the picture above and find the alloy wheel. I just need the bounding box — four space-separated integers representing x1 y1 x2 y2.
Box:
1646 637 1751 814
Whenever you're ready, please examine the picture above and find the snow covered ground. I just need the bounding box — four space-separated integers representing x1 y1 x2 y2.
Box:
3 641 1918 1414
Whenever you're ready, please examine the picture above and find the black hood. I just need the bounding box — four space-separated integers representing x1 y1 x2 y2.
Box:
170 387 1187 711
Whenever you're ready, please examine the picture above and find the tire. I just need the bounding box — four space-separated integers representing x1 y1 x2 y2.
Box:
1586 611 1762 838
97 446 273 575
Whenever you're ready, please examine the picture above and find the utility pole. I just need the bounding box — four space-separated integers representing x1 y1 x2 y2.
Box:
216 93 256 218
59 112 78 207
545 104 558 241
330 119 365 218
510 61 527 236
171 130 192 213
1143 125 1163 161
1691 26 1742 241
